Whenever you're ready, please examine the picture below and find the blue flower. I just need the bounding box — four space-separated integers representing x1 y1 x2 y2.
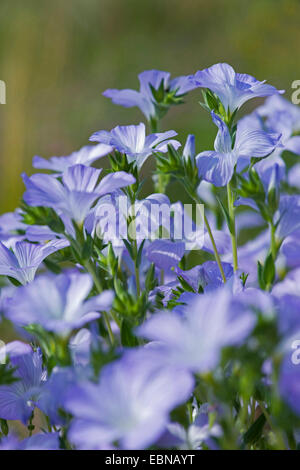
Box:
64 350 194 449
191 63 284 113
138 285 256 373
275 195 300 241
182 134 196 162
90 122 180 169
23 164 135 224
256 95 300 155
145 240 185 271
175 261 233 293
103 70 197 120
279 354 300 417
196 112 281 187
0 345 46 424
0 239 68 285
33 143 113 174
6 271 114 335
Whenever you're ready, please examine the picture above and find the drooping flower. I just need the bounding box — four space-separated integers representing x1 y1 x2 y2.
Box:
196 112 281 187
90 122 180 169
103 69 197 121
33 143 113 174
5 271 114 335
64 350 194 449
22 164 135 224
0 345 46 424
191 63 284 114
0 239 68 285
138 285 256 373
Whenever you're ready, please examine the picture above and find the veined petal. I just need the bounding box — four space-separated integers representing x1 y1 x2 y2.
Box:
97 171 135 196
103 88 153 118
197 152 237 187
235 125 281 159
62 165 102 192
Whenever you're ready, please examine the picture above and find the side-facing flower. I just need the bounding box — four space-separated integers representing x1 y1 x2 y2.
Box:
0 344 46 424
196 112 281 187
5 271 114 335
33 143 113 174
90 122 180 169
103 69 197 121
64 350 194 449
175 261 233 293
191 63 284 114
0 239 68 285
22 164 135 224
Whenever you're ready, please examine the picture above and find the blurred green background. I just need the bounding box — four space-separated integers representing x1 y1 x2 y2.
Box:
0 0 300 212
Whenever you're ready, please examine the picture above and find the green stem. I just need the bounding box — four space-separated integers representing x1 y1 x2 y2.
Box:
270 222 277 260
227 182 238 271
135 262 141 298
190 192 227 283
84 259 115 346
150 117 166 193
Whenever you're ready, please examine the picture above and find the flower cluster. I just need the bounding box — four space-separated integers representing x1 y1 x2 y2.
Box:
0 63 300 450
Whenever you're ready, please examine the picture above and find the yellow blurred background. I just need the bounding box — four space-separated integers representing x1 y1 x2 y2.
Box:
0 0 300 212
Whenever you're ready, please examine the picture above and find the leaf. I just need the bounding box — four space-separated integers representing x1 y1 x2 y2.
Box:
136 239 146 268
243 414 266 445
122 239 135 260
263 253 275 288
216 196 233 234
257 261 265 290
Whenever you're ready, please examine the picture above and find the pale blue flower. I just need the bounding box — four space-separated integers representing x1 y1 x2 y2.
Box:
0 239 68 285
138 286 256 373
6 270 114 335
103 69 197 120
197 112 281 187
90 122 180 169
23 164 135 224
33 143 113 174
191 63 284 113
64 350 194 449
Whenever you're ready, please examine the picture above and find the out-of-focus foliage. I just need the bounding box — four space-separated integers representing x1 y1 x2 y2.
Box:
0 0 300 211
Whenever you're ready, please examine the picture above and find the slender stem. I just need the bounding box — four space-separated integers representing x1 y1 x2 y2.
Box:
270 222 277 260
135 262 141 297
84 259 115 346
204 212 227 283
227 182 238 271
190 192 227 283
150 117 166 193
